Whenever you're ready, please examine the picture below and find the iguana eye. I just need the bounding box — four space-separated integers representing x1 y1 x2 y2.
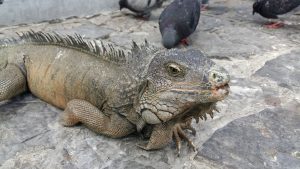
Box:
166 63 184 77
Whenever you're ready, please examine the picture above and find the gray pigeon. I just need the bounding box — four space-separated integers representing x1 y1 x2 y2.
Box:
159 0 201 49
119 0 165 19
253 0 300 28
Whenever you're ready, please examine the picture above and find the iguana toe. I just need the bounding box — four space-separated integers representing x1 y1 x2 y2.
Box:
182 118 197 136
136 142 152 151
60 104 80 127
172 120 197 154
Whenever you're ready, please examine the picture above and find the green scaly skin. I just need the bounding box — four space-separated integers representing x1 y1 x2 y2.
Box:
0 31 230 154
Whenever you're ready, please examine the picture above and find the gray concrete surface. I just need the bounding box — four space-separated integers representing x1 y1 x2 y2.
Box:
0 0 118 26
0 0 300 168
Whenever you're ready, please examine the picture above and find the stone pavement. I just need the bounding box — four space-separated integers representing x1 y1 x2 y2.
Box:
0 0 118 26
0 0 299 168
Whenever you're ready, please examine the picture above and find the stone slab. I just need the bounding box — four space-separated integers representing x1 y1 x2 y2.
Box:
196 106 300 169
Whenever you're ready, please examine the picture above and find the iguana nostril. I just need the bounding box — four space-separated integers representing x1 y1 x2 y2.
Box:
209 68 230 84
212 73 217 79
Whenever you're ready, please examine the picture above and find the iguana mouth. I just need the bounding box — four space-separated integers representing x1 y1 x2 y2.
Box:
212 83 230 99
214 83 229 90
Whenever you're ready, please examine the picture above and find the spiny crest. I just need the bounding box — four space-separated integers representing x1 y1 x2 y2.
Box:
0 36 20 47
127 40 160 78
18 31 128 64
0 31 159 65
129 39 159 62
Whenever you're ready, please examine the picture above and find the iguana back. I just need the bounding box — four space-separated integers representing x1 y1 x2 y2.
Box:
0 32 140 110
25 45 130 109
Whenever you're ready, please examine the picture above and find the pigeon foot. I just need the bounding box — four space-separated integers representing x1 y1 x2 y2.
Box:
180 38 189 46
265 21 284 29
201 4 209 11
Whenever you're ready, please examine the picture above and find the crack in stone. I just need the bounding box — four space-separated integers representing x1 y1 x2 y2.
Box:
21 129 50 143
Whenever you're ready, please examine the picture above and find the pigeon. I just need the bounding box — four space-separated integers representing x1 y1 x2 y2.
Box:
119 0 165 19
159 0 201 49
0 0 3 4
253 0 300 28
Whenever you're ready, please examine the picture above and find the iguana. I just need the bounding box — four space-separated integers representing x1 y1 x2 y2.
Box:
0 31 230 155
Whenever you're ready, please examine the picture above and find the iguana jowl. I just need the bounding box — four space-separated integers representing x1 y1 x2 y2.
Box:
0 31 230 154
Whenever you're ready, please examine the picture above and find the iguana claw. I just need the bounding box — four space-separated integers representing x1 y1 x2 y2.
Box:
136 142 151 150
173 118 197 156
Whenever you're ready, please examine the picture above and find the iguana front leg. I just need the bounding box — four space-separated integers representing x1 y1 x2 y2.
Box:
0 63 27 101
137 122 173 150
138 119 196 155
60 99 135 138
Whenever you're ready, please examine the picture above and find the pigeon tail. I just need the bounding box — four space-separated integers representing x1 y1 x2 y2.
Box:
162 28 180 49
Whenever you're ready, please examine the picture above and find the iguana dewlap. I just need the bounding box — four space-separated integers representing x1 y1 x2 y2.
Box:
0 31 230 154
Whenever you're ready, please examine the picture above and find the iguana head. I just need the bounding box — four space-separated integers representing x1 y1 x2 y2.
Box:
138 49 230 125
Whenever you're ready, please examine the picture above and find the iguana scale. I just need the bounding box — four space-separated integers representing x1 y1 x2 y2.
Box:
0 31 230 154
